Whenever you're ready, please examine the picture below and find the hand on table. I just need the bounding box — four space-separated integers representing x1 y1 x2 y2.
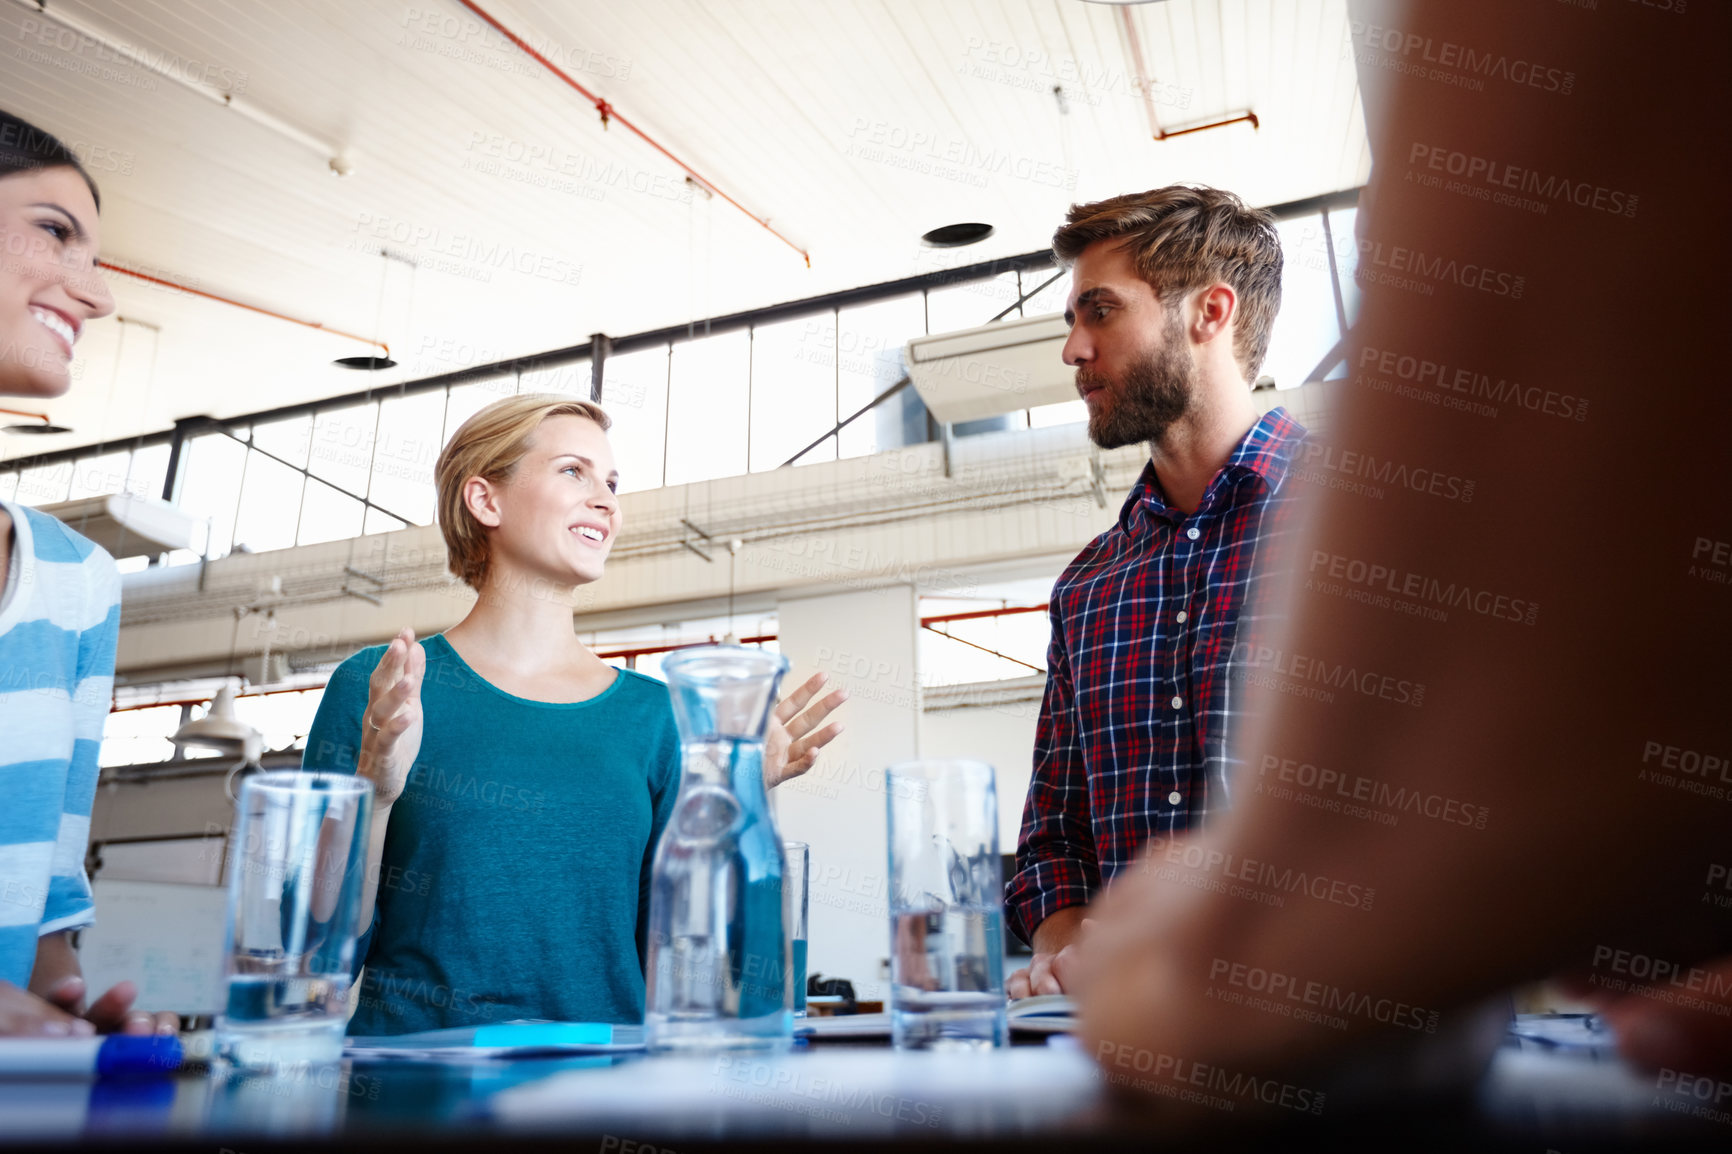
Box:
2 978 178 1036
765 671 847 789
360 628 426 805
1008 917 1094 1000
1559 954 1732 1077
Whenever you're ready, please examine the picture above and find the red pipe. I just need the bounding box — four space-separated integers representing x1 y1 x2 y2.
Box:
110 682 322 713
1154 112 1260 141
455 0 810 268
597 634 777 662
110 609 1049 711
97 261 388 354
1118 6 1257 144
921 604 1047 627
0 406 50 425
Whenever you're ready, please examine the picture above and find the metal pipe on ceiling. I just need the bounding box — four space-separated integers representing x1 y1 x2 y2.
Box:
453 0 810 267
1118 5 1259 143
97 261 388 355
5 0 347 170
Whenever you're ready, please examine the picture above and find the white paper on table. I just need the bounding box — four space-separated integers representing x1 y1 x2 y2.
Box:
491 1044 1104 1133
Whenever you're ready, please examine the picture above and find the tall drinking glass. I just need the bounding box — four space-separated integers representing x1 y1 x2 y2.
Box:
886 759 1007 1050
215 771 373 1070
784 841 809 1018
645 646 792 1051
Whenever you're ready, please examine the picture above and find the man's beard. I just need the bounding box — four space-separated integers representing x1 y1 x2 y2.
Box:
1076 314 1196 450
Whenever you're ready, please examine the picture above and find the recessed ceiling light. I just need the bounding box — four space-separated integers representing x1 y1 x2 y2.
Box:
921 222 995 248
3 423 72 435
332 355 398 370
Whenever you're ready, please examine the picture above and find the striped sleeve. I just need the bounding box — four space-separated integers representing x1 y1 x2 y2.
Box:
40 544 119 936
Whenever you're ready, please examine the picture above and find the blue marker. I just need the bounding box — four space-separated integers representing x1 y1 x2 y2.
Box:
0 1035 183 1078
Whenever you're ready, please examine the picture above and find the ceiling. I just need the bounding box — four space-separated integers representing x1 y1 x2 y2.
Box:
0 0 1367 457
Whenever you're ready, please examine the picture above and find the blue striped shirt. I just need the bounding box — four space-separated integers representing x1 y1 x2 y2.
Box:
0 500 120 988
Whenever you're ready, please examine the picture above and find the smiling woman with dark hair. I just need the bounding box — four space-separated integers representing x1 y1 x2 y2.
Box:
0 109 175 1037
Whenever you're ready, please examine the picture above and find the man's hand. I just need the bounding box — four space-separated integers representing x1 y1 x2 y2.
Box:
765 672 846 789
1558 955 1732 1077
1008 907 1091 999
359 629 426 805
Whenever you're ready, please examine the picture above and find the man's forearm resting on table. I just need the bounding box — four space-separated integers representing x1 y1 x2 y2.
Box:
1010 905 1089 998
1033 905 1088 957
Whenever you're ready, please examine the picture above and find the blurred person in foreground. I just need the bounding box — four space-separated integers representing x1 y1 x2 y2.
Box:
0 110 176 1036
1006 185 1308 999
1069 0 1732 1104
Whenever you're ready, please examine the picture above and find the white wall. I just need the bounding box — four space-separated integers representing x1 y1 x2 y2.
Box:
772 583 921 1001
920 701 1041 856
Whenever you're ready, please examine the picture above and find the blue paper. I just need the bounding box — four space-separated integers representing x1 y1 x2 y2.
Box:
471 1023 613 1048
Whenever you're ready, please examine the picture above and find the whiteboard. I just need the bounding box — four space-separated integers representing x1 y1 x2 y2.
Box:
76 879 229 1015
97 836 226 885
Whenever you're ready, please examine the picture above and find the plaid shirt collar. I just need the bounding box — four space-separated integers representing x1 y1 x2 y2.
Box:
1117 406 1307 535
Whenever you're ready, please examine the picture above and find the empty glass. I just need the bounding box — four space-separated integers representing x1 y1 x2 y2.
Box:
886 759 1007 1050
645 646 793 1051
215 771 373 1070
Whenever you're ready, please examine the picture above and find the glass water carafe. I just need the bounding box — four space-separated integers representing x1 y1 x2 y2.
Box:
645 646 792 1051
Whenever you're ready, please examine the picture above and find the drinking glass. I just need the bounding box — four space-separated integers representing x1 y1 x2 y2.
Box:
886 759 1007 1050
215 771 373 1070
784 841 809 1017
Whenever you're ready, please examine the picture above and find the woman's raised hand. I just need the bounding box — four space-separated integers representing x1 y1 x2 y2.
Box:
765 671 847 789
359 628 425 806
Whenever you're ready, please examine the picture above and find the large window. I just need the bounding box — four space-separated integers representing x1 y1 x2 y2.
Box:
749 314 838 471
665 330 750 486
1262 204 1360 388
601 345 671 493
0 192 1360 561
836 295 926 460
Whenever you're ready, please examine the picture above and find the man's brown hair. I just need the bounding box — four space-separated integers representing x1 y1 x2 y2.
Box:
434 393 612 589
1052 185 1282 383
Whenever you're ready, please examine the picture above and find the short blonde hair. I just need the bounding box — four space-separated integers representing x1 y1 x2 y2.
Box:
434 393 612 589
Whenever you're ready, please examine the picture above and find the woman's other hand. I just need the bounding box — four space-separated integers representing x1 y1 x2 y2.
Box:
42 976 179 1036
3 978 177 1037
360 628 426 805
765 672 846 788
0 980 92 1036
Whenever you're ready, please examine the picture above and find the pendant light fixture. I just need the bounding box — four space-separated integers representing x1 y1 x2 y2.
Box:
332 249 410 370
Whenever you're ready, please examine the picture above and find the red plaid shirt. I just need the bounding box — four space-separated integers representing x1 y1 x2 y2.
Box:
1006 408 1308 944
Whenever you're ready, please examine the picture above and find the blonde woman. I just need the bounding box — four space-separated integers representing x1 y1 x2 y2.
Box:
304 395 843 1034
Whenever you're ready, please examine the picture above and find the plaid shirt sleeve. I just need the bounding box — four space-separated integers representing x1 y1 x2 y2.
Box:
1005 604 1100 946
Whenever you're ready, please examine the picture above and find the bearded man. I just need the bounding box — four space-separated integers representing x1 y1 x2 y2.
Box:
1006 186 1308 999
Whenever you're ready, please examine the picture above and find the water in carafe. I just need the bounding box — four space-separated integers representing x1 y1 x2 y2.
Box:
645 646 792 1051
